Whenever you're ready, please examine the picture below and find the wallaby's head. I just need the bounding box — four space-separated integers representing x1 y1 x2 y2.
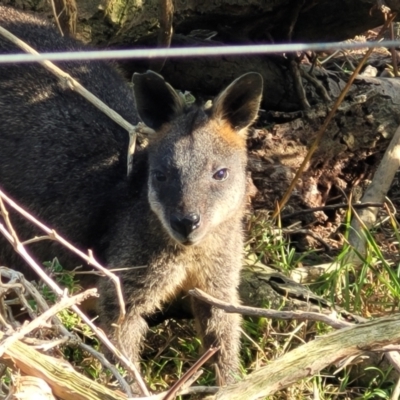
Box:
133 71 263 246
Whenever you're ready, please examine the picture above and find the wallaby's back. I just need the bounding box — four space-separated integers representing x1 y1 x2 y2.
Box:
0 6 137 270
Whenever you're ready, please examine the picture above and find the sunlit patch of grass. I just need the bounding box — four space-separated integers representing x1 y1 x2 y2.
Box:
245 211 316 273
314 208 400 317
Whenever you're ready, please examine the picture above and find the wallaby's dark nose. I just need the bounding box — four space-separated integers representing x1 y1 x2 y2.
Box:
170 213 201 238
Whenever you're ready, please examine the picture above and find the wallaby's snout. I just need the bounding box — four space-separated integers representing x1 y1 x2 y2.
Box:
170 212 201 243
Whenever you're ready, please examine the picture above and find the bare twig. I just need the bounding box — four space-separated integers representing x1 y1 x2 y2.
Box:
0 195 149 396
0 289 97 357
150 0 174 72
50 0 77 37
300 68 332 102
0 267 132 396
49 0 64 36
289 55 310 109
163 347 219 400
273 13 397 218
0 24 155 177
0 191 126 326
189 288 352 329
281 202 384 220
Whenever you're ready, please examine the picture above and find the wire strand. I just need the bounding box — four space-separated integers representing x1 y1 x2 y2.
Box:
0 40 399 64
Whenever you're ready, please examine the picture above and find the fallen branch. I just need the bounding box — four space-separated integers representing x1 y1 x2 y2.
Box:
0 330 128 400
189 288 352 329
211 314 400 400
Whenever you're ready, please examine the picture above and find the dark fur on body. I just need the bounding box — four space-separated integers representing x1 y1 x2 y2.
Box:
0 6 263 385
0 6 136 276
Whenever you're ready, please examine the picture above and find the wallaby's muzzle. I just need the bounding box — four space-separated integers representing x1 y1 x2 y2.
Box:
170 212 201 243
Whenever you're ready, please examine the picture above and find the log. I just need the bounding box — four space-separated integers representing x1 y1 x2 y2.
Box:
209 314 400 400
0 330 127 400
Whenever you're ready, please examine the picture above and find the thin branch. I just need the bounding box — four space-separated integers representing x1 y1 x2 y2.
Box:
0 191 126 326
150 0 174 72
0 289 97 357
281 202 384 220
189 288 353 329
273 14 397 218
0 267 132 396
163 346 219 400
49 0 65 36
0 195 149 396
0 24 155 177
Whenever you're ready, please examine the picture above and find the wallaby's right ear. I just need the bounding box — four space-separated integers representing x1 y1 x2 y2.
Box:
212 72 263 133
132 71 185 130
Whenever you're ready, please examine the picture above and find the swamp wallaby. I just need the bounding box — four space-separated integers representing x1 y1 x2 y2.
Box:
0 6 263 385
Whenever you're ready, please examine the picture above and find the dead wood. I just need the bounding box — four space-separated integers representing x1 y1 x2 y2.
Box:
190 288 353 329
346 123 400 264
205 314 400 400
0 330 128 400
148 0 174 72
51 0 77 37
0 289 97 357
272 17 393 217
9 376 56 400
0 192 149 396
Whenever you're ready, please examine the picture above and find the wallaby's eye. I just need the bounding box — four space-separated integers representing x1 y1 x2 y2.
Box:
213 168 229 181
153 171 167 182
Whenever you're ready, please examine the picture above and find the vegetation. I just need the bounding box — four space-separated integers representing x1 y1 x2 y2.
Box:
8 197 396 400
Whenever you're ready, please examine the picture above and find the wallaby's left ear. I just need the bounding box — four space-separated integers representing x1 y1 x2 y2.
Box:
211 72 263 132
132 70 185 130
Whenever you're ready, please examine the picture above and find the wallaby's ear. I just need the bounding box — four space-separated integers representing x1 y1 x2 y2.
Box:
132 70 185 130
211 72 263 132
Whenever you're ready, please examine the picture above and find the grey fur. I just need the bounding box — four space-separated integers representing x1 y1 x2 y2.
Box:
0 7 263 385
